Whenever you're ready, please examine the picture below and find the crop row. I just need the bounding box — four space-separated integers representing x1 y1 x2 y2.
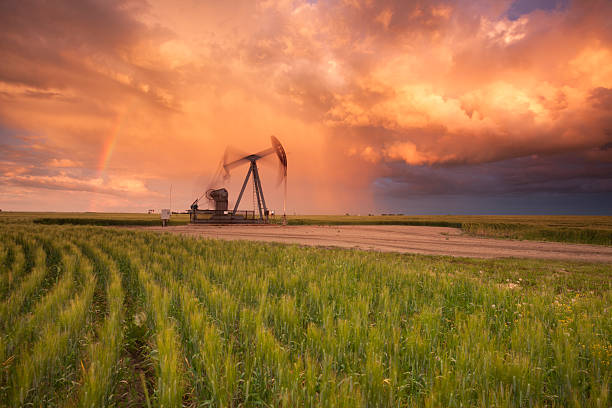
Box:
0 224 610 407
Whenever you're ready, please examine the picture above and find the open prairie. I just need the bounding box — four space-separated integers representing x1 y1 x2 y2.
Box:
3 212 612 245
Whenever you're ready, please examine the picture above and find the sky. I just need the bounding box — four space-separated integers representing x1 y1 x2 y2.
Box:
0 0 611 214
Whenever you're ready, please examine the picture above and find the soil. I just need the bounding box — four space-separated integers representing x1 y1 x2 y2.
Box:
136 224 612 263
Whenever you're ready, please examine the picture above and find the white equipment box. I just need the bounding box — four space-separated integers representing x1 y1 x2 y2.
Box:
161 209 170 226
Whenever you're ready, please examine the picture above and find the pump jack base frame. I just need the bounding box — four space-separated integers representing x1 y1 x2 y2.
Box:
189 209 269 224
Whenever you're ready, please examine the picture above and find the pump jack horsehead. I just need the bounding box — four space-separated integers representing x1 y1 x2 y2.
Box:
189 136 287 224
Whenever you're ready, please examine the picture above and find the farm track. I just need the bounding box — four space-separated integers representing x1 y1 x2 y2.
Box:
140 224 612 262
0 225 610 406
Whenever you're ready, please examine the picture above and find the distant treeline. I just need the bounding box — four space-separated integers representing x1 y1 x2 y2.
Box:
33 218 188 226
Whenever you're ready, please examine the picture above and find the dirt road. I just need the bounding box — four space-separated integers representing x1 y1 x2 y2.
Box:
140 224 612 263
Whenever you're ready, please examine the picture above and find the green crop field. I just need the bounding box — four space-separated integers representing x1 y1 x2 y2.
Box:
0 222 610 407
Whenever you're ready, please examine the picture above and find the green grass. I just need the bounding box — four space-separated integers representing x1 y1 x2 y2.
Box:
0 222 610 406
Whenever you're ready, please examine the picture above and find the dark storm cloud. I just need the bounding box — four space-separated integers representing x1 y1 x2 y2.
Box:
375 151 612 198
506 0 568 20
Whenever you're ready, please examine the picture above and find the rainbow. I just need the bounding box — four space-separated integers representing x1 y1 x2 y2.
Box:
88 111 125 212
97 114 123 177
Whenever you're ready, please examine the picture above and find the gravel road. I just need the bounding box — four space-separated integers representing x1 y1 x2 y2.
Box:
139 224 612 263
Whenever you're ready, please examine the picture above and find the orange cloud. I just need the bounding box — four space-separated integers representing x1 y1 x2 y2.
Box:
47 158 83 168
0 0 610 213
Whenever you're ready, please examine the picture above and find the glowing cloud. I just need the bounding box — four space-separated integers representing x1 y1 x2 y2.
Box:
0 0 610 213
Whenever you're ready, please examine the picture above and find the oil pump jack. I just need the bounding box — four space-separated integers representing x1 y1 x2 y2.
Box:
189 136 287 224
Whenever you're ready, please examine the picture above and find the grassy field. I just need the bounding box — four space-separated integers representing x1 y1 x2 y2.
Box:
2 212 611 245
0 222 610 407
